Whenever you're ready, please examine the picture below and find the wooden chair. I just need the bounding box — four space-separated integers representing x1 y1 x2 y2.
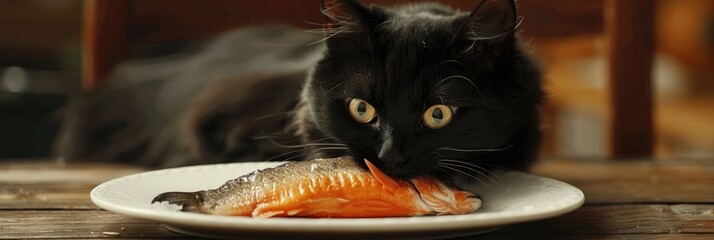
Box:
82 0 654 158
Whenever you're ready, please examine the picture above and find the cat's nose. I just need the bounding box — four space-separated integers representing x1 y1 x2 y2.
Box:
377 124 407 168
377 150 406 168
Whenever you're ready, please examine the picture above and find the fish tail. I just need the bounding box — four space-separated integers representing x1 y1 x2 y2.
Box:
151 191 205 213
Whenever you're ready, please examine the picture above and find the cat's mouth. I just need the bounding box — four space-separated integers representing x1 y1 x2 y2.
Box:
354 154 429 180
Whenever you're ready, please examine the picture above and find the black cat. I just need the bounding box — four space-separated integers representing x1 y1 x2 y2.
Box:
56 0 543 180
295 0 544 178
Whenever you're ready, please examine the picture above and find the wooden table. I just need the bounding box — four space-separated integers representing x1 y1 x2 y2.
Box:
2 158 713 239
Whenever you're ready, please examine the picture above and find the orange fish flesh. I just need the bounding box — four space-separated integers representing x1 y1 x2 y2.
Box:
152 157 480 218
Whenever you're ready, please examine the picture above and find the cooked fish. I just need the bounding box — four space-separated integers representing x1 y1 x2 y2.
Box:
152 157 480 218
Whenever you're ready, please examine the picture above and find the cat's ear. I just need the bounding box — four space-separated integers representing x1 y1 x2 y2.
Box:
320 0 383 49
452 0 521 44
320 0 370 34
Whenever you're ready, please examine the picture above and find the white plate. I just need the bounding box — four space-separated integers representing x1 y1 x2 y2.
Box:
91 162 584 239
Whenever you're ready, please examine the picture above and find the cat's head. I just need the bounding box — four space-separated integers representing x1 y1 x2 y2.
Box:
303 0 543 179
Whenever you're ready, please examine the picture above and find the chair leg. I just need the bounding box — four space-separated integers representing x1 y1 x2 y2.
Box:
605 0 655 158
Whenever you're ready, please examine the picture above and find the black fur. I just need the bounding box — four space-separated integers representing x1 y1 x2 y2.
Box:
56 0 543 181
298 0 543 178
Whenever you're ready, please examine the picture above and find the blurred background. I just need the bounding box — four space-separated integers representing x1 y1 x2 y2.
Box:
0 0 712 160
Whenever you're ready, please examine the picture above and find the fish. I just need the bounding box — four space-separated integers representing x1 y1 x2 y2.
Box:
151 157 480 218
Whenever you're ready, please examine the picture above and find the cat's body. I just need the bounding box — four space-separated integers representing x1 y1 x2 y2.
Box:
56 0 543 180
56 26 323 167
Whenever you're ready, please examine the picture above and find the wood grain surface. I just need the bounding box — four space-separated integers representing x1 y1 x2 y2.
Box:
1 158 713 239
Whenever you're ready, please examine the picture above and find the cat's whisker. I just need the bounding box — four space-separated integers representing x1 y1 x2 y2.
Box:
304 26 348 37
254 135 340 149
437 59 468 70
320 3 359 29
252 132 304 149
434 142 515 153
310 146 349 151
305 26 350 46
281 146 349 161
306 4 358 46
435 91 454 104
463 16 523 42
310 137 334 143
255 133 349 161
438 159 500 176
303 22 348 36
266 149 306 162
319 81 347 99
301 20 328 27
428 145 517 176
438 159 502 181
464 160 518 172
437 163 497 192
437 161 503 189
276 151 314 162
252 131 294 140
434 75 482 95
252 110 297 121
307 0 371 46
305 33 338 46
435 155 520 172
285 143 348 148
269 146 343 162
252 135 291 141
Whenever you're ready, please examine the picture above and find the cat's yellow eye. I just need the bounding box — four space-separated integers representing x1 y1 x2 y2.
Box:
348 98 376 123
423 105 453 129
